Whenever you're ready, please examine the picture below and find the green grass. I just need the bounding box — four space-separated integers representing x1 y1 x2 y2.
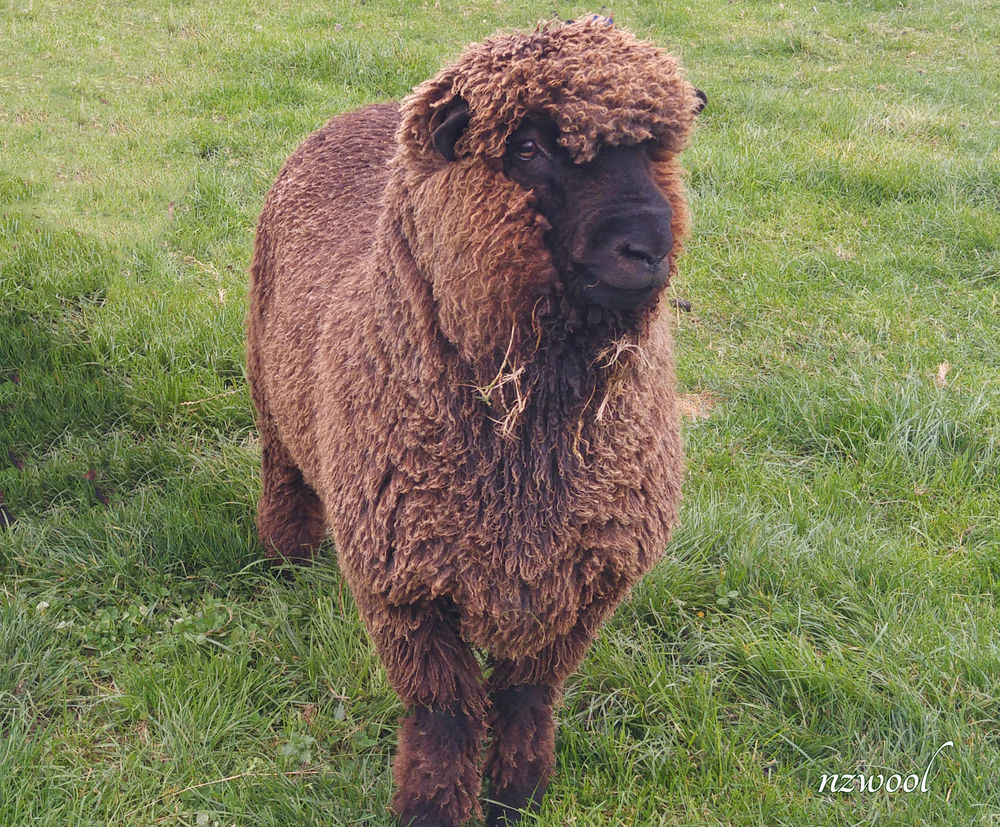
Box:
2 0 998 824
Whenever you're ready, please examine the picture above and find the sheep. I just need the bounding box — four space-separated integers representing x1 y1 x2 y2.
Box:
246 16 703 826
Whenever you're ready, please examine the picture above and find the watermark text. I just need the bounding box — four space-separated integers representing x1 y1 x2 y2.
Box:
818 741 953 794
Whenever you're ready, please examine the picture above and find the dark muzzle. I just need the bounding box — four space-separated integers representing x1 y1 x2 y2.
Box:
575 204 673 311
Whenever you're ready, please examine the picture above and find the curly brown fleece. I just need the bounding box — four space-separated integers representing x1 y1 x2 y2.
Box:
247 16 699 826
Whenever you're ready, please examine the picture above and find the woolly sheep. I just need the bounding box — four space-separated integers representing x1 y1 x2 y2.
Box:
247 17 703 826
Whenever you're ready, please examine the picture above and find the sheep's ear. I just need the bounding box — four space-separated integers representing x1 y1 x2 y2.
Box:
693 88 708 114
431 96 470 161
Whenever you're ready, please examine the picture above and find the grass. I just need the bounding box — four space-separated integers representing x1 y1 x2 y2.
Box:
1 0 998 824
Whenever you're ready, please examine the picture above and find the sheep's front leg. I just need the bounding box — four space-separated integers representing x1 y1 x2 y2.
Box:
483 682 556 826
366 600 487 827
485 596 617 825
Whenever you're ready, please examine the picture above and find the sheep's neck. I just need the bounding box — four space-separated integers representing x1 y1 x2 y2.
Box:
370 195 647 441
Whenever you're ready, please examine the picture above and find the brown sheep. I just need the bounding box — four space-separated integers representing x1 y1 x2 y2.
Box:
247 17 702 827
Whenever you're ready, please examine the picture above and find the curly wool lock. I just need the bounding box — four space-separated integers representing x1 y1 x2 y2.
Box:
247 16 701 826
401 17 696 162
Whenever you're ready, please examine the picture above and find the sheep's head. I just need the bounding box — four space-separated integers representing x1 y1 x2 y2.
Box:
392 16 703 363
499 114 680 313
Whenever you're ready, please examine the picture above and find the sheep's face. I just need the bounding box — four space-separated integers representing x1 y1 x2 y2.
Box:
396 18 702 359
502 118 673 313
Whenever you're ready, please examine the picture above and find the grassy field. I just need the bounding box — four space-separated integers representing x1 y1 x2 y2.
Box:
2 0 998 824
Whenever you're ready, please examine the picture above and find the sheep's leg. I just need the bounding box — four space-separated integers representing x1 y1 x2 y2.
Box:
484 596 618 825
366 600 487 827
482 683 556 826
255 415 325 565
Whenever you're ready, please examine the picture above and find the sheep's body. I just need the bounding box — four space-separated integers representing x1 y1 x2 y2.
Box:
250 98 682 656
248 18 698 826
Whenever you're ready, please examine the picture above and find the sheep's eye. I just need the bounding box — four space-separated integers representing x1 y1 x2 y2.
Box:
513 139 540 161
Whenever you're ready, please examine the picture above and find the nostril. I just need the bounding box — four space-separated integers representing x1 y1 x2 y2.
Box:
622 244 667 269
591 209 673 277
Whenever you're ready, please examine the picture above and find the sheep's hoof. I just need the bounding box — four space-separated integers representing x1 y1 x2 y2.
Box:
484 801 532 826
397 812 454 827
265 545 317 566
484 784 546 826
485 807 523 826
257 518 324 569
266 558 307 581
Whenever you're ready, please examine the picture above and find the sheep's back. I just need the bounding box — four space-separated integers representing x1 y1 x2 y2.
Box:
260 102 400 268
249 102 400 480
